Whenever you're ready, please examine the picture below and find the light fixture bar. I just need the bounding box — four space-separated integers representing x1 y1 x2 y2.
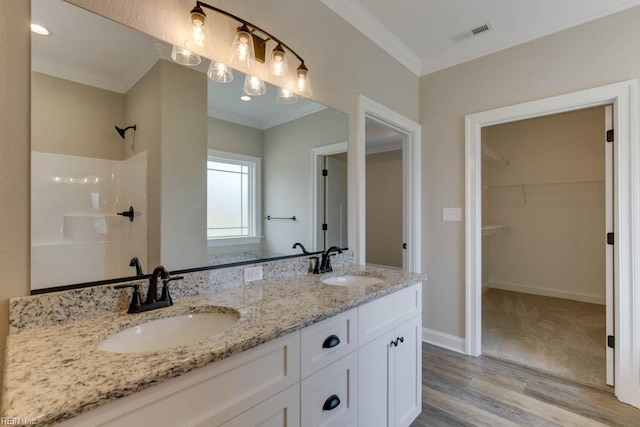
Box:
194 1 306 65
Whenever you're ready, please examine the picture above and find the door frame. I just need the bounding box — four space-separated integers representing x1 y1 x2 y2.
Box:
355 95 422 273
311 141 348 251
464 80 639 407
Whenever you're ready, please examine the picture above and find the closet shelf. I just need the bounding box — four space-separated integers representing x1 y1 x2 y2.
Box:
482 143 510 167
482 225 510 237
487 179 604 189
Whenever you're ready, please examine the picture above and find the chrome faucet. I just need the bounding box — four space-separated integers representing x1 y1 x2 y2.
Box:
115 265 183 314
312 246 343 274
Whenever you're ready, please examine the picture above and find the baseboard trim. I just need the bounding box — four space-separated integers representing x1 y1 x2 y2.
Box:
422 328 465 354
488 281 605 305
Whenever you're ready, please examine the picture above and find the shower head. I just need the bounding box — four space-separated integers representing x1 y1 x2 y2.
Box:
115 124 137 139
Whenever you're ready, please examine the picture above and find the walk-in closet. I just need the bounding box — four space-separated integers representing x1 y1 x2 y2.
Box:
481 105 610 390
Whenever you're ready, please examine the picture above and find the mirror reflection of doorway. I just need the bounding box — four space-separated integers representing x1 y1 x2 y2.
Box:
312 142 348 252
365 118 404 268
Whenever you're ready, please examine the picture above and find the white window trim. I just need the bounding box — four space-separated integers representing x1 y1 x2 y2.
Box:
207 149 262 247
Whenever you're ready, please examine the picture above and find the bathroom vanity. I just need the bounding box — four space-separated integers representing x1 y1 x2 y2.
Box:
2 266 424 427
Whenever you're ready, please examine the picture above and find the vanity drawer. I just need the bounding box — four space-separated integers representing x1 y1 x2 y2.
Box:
300 308 357 378
58 332 300 427
358 283 422 345
301 352 358 427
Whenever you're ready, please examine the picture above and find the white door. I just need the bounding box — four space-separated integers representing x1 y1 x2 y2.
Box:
604 105 614 386
326 156 348 249
358 330 395 427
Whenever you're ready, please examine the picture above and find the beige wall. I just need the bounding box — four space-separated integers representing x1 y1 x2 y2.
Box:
126 61 163 266
32 72 126 160
420 6 640 338
208 117 263 158
159 60 208 270
0 0 31 386
483 107 605 301
262 108 348 253
366 150 403 268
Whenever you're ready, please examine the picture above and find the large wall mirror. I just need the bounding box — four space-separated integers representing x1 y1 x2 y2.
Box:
30 0 348 292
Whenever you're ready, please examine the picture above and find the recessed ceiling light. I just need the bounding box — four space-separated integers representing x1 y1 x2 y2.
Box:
240 95 252 102
31 24 51 36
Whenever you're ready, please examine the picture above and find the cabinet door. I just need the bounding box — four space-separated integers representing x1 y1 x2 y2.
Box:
392 315 422 427
220 384 300 427
358 330 395 427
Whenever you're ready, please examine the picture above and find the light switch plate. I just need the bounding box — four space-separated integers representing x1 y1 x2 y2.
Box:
244 266 263 282
442 207 462 222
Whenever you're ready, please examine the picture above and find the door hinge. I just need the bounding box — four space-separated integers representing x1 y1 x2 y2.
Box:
402 243 407 249
322 169 328 177
608 335 615 349
322 223 328 231
606 129 614 143
607 232 614 245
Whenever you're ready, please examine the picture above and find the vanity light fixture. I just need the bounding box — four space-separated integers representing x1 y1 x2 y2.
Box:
174 1 313 101
277 87 298 104
243 75 267 96
207 60 233 83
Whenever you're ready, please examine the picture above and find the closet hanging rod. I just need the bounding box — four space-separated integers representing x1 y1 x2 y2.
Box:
487 179 604 189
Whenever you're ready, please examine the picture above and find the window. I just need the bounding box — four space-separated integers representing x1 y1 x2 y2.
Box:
207 150 261 246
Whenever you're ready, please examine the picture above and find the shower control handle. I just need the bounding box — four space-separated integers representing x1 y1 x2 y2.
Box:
117 206 135 222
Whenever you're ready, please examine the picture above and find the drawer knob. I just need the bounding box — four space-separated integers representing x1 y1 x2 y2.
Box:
322 335 341 349
322 394 341 411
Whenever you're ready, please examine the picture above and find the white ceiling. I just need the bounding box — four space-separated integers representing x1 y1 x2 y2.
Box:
31 0 325 130
321 0 640 75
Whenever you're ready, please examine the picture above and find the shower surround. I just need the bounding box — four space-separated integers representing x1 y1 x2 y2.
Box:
31 151 147 290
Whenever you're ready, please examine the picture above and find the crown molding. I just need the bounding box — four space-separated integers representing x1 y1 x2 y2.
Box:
320 0 422 76
120 44 164 92
32 58 127 93
207 106 265 129
262 103 327 129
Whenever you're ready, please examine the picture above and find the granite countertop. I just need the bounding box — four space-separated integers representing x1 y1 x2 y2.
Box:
2 265 424 426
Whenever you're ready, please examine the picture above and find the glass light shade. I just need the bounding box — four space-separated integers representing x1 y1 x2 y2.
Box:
190 5 206 48
171 45 201 66
295 64 313 97
243 75 267 96
207 61 234 83
230 25 255 70
268 45 287 78
277 87 298 104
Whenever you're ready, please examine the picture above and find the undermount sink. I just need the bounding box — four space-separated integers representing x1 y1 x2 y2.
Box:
321 275 384 287
97 311 240 354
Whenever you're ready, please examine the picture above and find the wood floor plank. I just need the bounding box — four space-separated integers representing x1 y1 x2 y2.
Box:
468 378 610 427
422 385 520 427
411 344 640 426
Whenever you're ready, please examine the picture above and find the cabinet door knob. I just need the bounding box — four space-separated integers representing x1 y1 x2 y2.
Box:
322 335 341 349
390 339 397 347
398 336 404 344
322 394 341 411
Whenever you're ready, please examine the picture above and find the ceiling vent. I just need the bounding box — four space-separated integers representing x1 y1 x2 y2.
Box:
450 23 493 44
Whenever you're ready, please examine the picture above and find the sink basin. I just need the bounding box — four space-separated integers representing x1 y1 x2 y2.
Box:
97 311 240 353
321 275 384 287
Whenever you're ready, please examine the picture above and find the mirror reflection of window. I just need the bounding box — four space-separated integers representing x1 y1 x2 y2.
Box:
207 150 261 246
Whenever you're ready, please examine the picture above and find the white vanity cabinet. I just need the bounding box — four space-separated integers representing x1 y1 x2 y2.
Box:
358 284 423 427
55 283 422 427
57 333 301 427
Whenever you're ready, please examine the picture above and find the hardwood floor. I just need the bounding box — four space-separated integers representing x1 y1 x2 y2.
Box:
411 344 640 426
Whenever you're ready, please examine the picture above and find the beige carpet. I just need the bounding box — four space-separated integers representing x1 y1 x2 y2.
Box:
482 289 609 391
